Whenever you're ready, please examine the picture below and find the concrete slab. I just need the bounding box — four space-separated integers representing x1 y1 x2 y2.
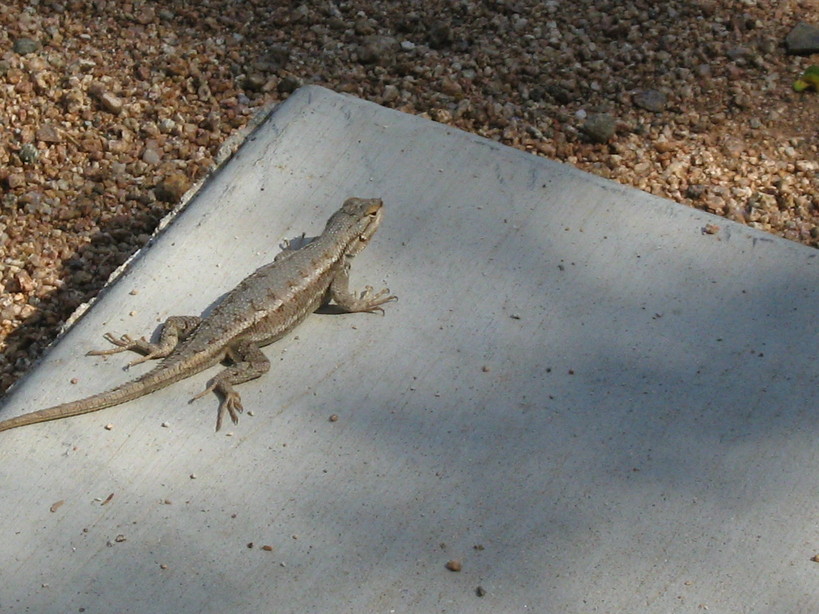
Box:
0 85 817 613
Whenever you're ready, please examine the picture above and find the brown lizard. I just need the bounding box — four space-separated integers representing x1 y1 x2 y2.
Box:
0 197 396 433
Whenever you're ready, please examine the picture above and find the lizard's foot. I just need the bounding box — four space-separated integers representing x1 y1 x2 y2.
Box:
88 333 149 356
354 286 398 315
88 333 167 367
190 380 244 431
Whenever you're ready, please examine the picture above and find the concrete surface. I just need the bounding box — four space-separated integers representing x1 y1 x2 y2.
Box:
0 86 817 613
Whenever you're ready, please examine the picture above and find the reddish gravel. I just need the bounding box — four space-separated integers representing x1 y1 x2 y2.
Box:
0 0 817 393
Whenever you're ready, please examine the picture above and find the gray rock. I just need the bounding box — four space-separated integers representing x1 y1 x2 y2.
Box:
277 75 302 94
581 113 616 143
291 4 309 23
428 21 452 49
154 172 190 203
726 46 751 61
356 35 399 65
142 146 161 165
35 124 62 143
686 184 706 200
13 37 40 55
18 144 39 164
633 89 667 112
98 91 124 114
785 22 819 55
243 73 266 92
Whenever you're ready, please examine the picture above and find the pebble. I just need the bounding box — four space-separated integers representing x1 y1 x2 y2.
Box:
581 113 616 143
785 22 819 55
18 144 39 164
154 172 191 203
428 22 452 49
142 145 162 165
35 124 62 143
686 184 706 200
12 37 40 55
277 75 302 94
97 92 124 115
5 173 25 189
382 84 400 102
632 89 667 112
357 35 399 65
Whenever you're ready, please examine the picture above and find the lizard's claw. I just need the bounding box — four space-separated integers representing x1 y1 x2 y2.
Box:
87 333 141 356
126 350 163 367
359 287 397 315
215 392 244 432
88 334 164 369
190 380 244 431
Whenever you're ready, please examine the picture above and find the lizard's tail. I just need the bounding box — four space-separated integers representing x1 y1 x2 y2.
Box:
0 379 150 433
0 360 200 433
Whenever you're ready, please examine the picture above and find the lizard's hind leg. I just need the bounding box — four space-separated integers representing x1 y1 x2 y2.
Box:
189 340 271 431
87 316 202 367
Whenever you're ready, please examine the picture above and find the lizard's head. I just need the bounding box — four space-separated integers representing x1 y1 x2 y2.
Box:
328 197 384 256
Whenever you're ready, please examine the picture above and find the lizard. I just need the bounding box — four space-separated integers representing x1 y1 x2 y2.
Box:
0 197 396 434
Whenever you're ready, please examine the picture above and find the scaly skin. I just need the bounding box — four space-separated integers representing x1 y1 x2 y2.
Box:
0 197 396 433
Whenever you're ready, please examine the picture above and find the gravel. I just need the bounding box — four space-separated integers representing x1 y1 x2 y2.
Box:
0 0 817 394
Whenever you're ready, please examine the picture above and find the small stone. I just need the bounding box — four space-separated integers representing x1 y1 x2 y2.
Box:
356 35 399 65
134 7 155 25
382 84 400 102
633 89 667 112
354 18 375 36
785 22 819 55
243 73 266 92
428 21 452 49
158 118 176 134
726 47 751 61
653 141 677 153
9 270 35 293
291 4 309 23
35 124 62 143
142 146 161 165
686 184 706 200
18 144 39 164
13 38 41 55
445 559 462 572
277 75 302 94
581 113 616 143
155 172 190 203
97 91 124 115
265 45 292 69
440 77 462 96
5 173 25 189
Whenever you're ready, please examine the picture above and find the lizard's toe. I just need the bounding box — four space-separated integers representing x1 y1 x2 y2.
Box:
212 384 244 431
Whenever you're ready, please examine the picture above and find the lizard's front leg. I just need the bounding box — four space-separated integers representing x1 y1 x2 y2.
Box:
329 260 397 314
189 340 270 431
87 316 202 366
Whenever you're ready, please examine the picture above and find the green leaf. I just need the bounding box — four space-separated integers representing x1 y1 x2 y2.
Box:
794 65 819 92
